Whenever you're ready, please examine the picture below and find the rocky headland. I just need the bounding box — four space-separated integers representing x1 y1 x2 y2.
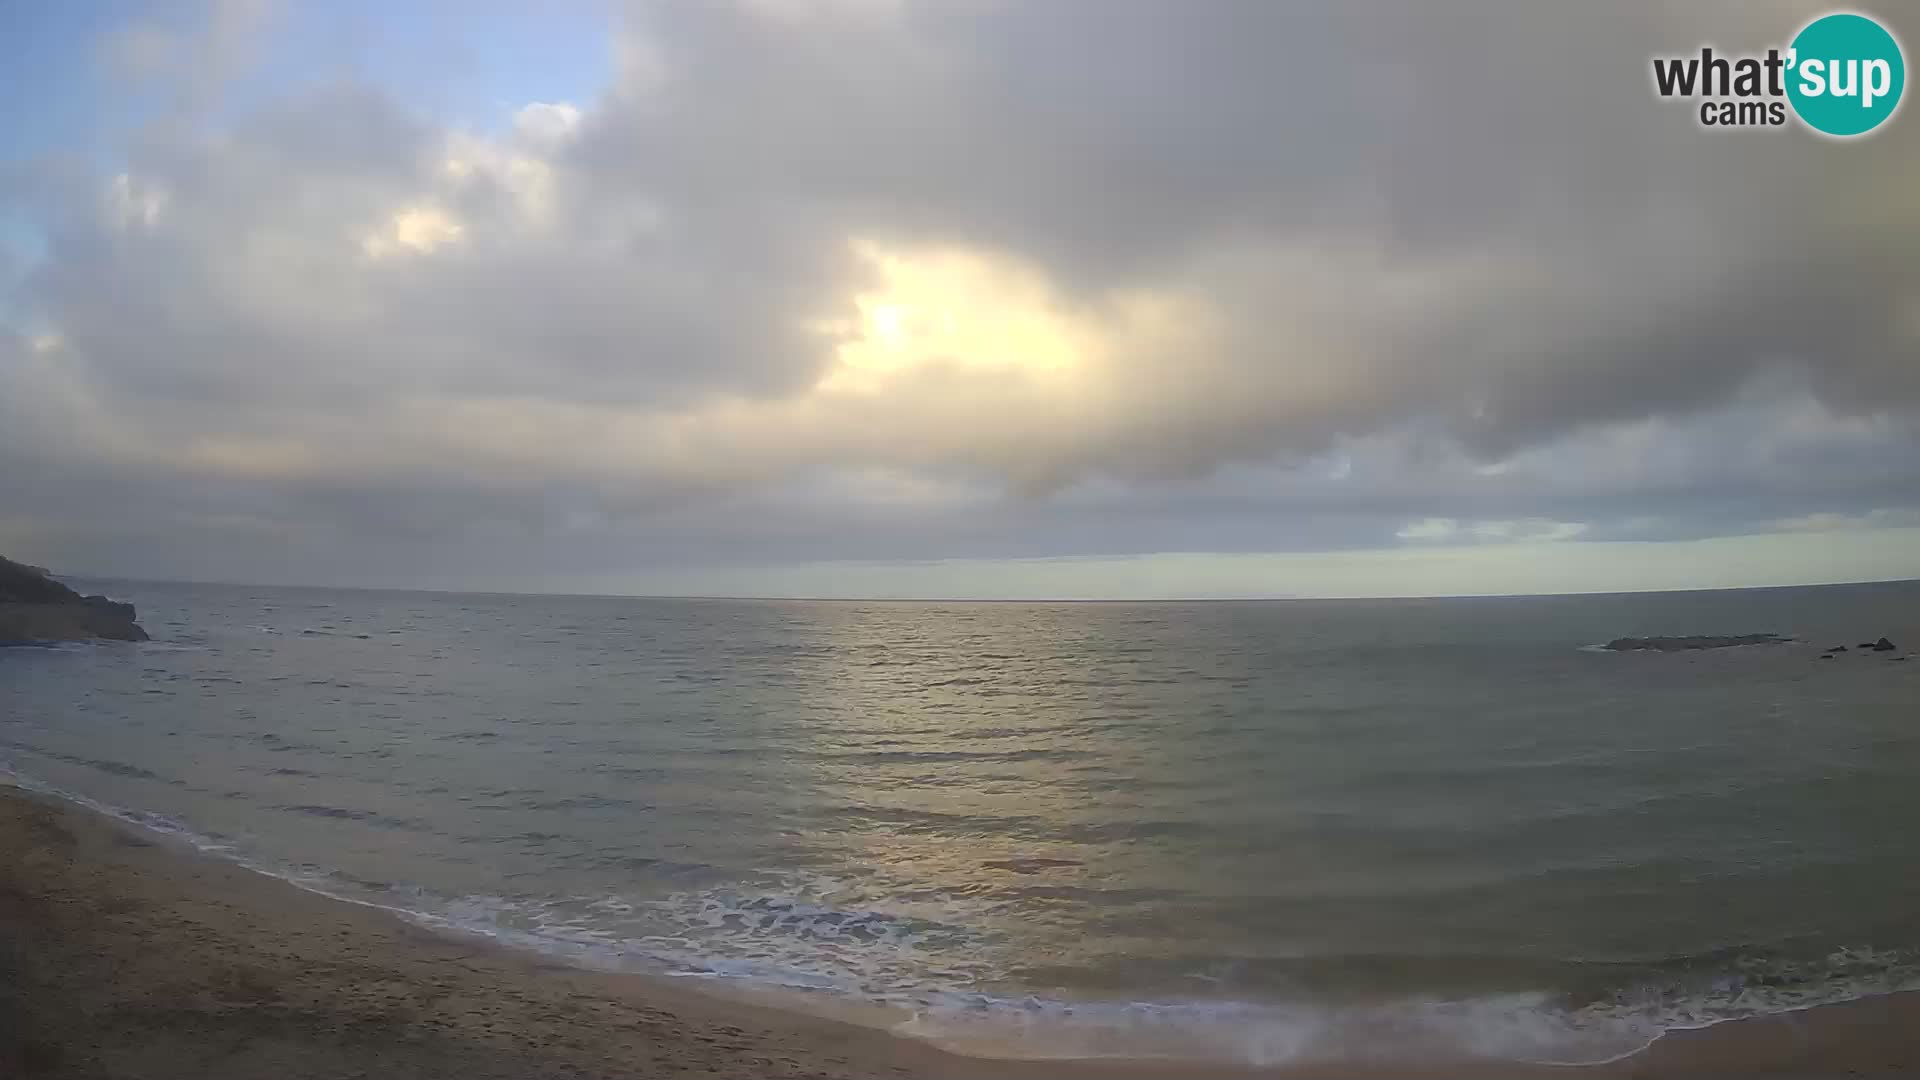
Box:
0 555 147 644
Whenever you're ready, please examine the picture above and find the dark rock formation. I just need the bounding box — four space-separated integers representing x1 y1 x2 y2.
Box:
1826 646 1849 653
0 555 148 644
1602 634 1790 652
1872 637 1897 652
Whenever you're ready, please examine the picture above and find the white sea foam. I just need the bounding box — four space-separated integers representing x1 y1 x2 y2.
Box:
893 990 1668 1065
318 872 1920 1068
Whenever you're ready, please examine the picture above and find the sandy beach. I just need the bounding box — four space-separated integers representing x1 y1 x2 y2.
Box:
1 785 1916 1079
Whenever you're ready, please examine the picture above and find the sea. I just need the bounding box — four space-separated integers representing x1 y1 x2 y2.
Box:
4 578 1919 1068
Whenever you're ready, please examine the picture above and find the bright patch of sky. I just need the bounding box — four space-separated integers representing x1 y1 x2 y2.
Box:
0 0 613 328
257 1 613 135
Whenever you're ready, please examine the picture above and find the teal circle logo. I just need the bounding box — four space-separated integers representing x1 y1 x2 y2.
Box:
1787 12 1905 137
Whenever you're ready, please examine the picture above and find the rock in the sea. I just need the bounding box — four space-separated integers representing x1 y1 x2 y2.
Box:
0 555 148 644
1826 646 1848 653
1602 634 1790 652
1872 637 1897 652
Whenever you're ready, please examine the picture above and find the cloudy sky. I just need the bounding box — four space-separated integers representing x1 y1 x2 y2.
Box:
1 0 1916 598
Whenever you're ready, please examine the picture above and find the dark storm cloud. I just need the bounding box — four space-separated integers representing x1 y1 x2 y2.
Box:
583 0 1919 473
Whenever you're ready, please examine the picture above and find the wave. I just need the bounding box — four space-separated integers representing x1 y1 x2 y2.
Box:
416 881 1920 1068
3 744 173 783
4 767 1917 1069
901 944 1920 1065
275 803 426 830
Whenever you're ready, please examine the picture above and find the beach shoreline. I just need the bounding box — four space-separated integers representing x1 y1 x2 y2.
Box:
2 783 1915 1079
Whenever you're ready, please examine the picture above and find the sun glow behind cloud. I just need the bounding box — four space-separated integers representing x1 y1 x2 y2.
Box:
361 205 464 258
819 241 1099 395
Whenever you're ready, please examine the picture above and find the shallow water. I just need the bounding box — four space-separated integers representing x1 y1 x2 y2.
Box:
4 579 1919 1066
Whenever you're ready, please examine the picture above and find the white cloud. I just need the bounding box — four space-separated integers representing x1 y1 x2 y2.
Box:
108 174 167 229
1397 518 1459 542
360 205 464 258
512 101 583 143
1471 520 1588 543
1398 518 1588 544
1765 508 1920 533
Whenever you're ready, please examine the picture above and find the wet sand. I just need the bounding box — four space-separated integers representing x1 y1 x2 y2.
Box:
1 784 1914 1079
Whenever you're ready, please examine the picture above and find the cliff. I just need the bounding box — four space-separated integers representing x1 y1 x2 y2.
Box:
0 556 148 644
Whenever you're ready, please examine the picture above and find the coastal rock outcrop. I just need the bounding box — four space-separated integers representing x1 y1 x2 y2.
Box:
1826 638 1899 657
0 555 148 644
1602 634 1790 652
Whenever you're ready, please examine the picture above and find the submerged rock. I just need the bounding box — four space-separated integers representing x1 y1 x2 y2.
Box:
1871 637 1897 652
1602 634 1790 652
0 554 148 644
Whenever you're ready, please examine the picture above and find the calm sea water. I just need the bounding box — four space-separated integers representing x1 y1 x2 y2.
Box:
5 580 1920 1066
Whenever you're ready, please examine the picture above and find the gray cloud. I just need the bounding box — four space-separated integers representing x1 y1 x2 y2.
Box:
1 0 1917 589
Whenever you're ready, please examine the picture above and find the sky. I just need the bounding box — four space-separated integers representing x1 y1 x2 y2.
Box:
1 0 1917 599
